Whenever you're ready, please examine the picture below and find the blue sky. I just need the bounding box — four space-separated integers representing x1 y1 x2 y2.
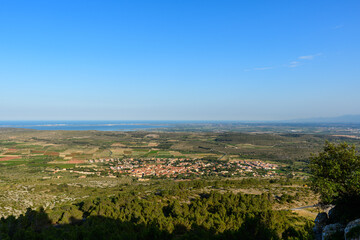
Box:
0 0 359 120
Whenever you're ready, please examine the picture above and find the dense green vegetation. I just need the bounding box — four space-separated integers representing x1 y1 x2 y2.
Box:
310 142 360 205
0 191 313 240
310 141 360 224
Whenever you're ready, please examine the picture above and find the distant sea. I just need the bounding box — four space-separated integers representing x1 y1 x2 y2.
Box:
0 121 172 131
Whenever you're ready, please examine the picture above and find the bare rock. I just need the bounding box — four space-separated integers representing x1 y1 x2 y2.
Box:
322 223 344 240
345 218 360 240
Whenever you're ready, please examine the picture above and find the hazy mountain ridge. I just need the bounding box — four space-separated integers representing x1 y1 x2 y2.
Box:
288 115 360 123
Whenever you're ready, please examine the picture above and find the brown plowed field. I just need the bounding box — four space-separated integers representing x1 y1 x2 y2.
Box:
0 156 21 161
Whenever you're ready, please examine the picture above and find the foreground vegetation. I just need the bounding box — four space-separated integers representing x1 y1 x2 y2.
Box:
0 189 314 240
310 142 360 224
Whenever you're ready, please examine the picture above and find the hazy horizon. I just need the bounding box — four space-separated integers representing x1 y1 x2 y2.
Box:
1 113 360 122
1 1 359 120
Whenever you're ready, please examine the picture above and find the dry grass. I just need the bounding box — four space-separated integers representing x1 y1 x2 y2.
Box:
292 209 317 220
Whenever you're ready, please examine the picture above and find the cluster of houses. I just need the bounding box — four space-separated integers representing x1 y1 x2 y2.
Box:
47 157 279 179
96 157 279 179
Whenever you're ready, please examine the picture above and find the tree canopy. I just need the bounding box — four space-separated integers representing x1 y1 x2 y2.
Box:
309 141 360 205
0 191 314 239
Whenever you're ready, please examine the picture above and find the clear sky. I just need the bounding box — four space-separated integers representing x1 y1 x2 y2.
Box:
1 0 359 120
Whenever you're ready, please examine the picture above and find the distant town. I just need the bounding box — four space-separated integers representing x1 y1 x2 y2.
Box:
84 157 279 179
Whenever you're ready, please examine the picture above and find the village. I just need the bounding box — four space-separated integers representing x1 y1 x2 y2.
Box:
88 157 279 179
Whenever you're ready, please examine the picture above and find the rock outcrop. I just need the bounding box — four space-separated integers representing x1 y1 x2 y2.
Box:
313 213 360 240
314 212 328 240
322 223 344 240
345 218 360 240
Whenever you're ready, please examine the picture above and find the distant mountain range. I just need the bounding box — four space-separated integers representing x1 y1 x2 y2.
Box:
287 115 360 123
